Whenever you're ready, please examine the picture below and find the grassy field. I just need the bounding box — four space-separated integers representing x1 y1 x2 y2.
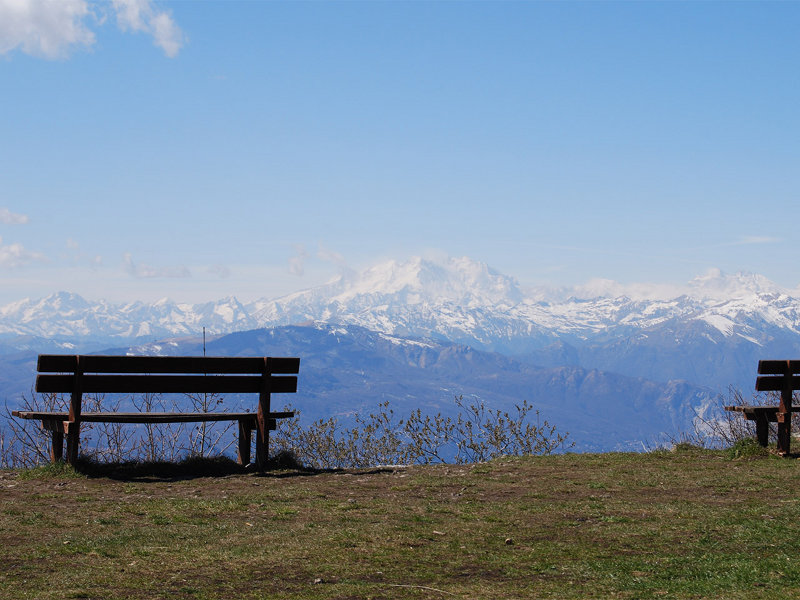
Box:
2 447 800 599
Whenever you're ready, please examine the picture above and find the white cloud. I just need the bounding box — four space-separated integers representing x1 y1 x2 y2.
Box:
123 252 190 278
289 244 309 276
737 236 780 245
571 277 686 301
0 0 95 59
694 236 783 251
317 243 347 267
0 236 46 268
112 0 184 58
0 0 184 59
0 208 29 224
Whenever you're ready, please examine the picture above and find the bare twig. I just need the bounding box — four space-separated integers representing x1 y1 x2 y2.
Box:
387 584 455 595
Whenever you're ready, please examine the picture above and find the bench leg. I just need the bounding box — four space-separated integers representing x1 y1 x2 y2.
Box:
255 425 269 470
777 412 791 456
754 413 769 447
237 420 252 465
51 430 64 463
41 419 65 463
65 422 81 465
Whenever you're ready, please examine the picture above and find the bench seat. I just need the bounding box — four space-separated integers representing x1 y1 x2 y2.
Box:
12 410 294 424
724 405 800 418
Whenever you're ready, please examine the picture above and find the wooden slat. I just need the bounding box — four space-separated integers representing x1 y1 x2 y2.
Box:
758 360 800 375
12 411 294 423
35 374 297 394
724 405 800 414
258 410 294 419
755 375 800 392
37 355 300 375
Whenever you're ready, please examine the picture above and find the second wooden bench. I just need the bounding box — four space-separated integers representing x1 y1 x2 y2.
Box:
725 359 800 455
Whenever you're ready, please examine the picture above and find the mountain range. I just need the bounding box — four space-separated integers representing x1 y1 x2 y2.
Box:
1 256 798 391
2 255 797 451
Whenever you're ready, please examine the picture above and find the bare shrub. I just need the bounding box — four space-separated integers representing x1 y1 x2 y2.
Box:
402 409 456 464
449 396 570 463
183 392 235 458
659 386 790 450
271 412 398 469
3 393 571 470
125 392 186 463
78 394 134 463
273 396 572 469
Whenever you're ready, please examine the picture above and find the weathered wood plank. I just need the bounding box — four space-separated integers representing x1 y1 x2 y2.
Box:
36 374 298 394
754 375 800 392
12 411 294 424
724 405 800 425
723 405 800 414
37 355 300 375
758 360 800 375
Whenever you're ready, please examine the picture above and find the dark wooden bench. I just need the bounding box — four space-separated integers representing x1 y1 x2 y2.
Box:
11 355 299 469
725 359 800 455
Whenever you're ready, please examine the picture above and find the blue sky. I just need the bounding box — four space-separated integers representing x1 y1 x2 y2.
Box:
1 0 798 303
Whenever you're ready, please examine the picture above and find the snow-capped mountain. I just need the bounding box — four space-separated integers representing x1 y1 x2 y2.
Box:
1 255 799 391
0 292 258 344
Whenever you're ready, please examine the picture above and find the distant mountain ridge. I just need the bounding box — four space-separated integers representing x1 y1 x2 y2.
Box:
1 322 716 453
2 256 799 391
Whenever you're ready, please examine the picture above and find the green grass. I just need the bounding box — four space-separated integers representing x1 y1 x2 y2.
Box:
726 437 769 460
1 450 800 598
16 461 85 480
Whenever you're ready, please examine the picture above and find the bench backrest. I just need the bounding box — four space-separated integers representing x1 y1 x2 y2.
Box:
35 355 299 395
755 359 800 392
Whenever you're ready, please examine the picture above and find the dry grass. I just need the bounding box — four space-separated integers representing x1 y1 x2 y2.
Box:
2 448 800 599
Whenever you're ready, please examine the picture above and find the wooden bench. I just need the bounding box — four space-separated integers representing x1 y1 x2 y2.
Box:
11 354 299 469
725 359 800 455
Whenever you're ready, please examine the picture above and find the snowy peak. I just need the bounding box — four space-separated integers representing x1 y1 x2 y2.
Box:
24 292 93 316
687 268 786 301
192 296 254 325
326 256 523 307
556 270 786 303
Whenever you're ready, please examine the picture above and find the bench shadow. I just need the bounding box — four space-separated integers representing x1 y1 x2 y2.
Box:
72 455 318 482
72 454 403 482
